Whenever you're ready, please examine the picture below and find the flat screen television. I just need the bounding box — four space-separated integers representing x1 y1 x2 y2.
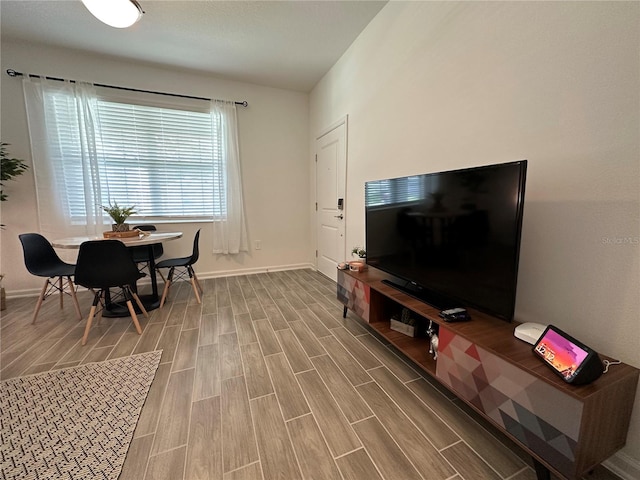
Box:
365 160 527 322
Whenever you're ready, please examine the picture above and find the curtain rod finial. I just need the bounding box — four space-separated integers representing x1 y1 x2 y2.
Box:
6 69 20 77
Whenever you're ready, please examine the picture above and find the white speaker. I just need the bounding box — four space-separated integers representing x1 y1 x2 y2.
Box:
514 322 547 345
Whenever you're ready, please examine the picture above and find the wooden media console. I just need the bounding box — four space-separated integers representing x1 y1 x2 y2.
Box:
337 267 639 480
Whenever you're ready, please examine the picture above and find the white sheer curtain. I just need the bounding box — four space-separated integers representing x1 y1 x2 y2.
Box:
22 77 106 238
23 78 247 249
211 100 248 254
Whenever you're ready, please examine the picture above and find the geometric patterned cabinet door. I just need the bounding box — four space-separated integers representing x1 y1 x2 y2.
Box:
337 269 370 322
437 327 582 479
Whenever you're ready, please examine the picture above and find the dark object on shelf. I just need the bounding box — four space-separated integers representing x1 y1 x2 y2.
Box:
533 325 604 385
439 307 471 322
381 278 455 310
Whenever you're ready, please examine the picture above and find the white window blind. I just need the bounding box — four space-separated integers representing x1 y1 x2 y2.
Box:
44 90 223 222
365 175 424 207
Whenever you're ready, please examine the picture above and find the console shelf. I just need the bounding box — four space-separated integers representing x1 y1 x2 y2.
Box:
368 320 436 375
337 267 639 480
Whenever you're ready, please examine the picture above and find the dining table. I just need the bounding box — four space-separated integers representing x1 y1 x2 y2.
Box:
52 231 183 316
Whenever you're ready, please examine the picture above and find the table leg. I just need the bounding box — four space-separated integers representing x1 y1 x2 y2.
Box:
103 244 161 317
134 244 161 311
103 288 129 318
147 244 159 300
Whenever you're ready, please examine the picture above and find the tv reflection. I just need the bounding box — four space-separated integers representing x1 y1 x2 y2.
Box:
396 205 489 267
364 160 527 321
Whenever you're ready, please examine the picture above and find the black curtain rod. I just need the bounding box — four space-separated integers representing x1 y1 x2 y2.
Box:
6 69 248 107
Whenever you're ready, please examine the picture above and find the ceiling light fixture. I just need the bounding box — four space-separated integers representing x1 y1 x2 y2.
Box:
81 0 144 29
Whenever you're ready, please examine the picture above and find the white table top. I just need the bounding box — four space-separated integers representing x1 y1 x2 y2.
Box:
51 231 183 249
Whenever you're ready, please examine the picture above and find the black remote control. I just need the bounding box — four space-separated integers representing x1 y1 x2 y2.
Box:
439 308 471 322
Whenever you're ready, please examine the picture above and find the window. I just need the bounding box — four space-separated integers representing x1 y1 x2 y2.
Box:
44 90 223 222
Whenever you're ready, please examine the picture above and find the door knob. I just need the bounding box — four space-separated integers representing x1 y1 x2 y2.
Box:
334 214 344 219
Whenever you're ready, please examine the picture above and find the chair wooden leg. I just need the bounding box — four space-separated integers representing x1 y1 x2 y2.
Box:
132 292 149 318
193 273 204 294
159 280 171 308
84 289 101 326
82 291 101 346
82 290 105 345
187 266 202 304
159 267 174 308
68 277 82 321
190 277 202 304
96 292 104 325
32 279 49 324
125 299 143 335
82 306 97 346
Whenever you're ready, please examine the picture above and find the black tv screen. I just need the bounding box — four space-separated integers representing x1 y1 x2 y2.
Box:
365 160 527 322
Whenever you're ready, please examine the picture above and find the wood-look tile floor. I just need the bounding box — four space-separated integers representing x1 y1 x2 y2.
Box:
1 269 623 480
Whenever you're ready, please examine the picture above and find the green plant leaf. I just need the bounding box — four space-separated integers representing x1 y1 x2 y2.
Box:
1 142 29 202
101 201 137 224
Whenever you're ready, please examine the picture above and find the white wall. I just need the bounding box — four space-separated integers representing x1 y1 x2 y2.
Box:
310 1 640 472
1 40 311 294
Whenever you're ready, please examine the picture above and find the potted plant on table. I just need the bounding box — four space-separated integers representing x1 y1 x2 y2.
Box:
348 246 367 272
102 202 137 232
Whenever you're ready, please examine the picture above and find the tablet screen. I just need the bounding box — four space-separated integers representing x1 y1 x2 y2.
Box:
534 328 589 381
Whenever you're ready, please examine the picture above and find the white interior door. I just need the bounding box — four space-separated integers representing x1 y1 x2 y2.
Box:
316 118 347 282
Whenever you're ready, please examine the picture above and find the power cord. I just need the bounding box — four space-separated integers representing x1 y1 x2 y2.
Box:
603 359 622 374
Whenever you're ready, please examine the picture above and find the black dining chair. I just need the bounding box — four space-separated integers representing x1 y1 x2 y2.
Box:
156 229 202 307
130 224 165 280
19 233 82 324
74 240 149 345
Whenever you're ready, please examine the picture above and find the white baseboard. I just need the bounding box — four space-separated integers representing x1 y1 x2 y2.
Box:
603 451 640 480
5 287 43 299
195 262 315 280
5 262 317 299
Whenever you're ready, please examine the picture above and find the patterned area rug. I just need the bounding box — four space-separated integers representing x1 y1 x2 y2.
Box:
1 351 161 480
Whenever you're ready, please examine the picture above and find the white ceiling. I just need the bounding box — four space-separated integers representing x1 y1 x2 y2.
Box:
0 0 387 92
